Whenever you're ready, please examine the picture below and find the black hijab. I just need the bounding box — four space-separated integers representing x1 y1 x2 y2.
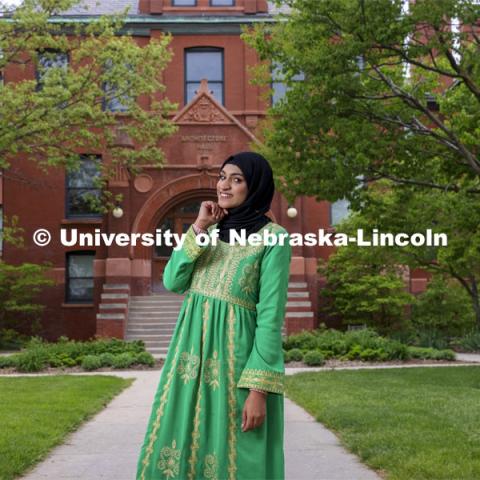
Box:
216 151 274 243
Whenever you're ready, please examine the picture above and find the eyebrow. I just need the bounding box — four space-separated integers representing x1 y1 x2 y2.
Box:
220 170 244 177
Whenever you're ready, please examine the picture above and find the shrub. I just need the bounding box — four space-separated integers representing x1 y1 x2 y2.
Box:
99 352 116 367
15 348 48 372
411 275 476 341
112 352 136 369
81 355 102 371
286 348 304 362
135 351 155 367
283 330 318 351
303 351 325 366
0 355 16 368
346 345 363 360
0 328 29 350
457 329 480 352
383 340 411 360
359 348 383 361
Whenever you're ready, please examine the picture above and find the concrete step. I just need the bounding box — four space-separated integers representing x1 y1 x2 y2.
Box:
101 293 129 300
286 301 312 308
103 284 130 290
99 303 127 310
288 282 307 288
288 291 309 298
286 311 314 318
96 313 125 320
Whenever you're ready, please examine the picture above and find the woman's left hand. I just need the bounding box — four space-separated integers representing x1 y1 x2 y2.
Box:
241 391 266 432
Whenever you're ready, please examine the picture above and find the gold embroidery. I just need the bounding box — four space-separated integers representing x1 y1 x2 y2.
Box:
140 296 192 480
227 304 237 480
204 350 220 390
204 452 219 480
187 224 275 311
157 439 181 478
187 298 209 480
183 225 207 261
237 368 285 394
177 345 200 384
238 259 260 295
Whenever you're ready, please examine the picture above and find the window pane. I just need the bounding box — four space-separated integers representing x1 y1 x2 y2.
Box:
173 0 196 4
187 82 222 104
178 200 201 214
68 254 94 278
186 51 222 81
67 159 101 188
155 217 174 257
67 189 102 216
68 278 94 302
211 0 234 5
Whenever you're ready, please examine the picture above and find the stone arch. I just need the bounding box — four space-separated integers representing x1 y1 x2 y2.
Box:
130 172 218 260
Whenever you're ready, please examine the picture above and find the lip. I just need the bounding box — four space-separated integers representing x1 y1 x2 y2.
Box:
219 193 233 198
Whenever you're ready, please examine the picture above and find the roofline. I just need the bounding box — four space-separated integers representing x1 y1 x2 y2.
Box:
0 14 282 24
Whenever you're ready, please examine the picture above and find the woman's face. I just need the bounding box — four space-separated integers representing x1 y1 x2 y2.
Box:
217 163 248 208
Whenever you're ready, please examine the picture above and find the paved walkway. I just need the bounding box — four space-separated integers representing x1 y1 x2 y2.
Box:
9 369 381 480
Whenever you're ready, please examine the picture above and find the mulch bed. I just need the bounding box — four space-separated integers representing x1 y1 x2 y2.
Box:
286 357 479 369
0 356 478 375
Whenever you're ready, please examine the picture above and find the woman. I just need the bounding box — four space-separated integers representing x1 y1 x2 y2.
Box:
136 151 292 480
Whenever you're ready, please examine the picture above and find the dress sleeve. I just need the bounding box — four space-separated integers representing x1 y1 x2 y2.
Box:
162 224 208 294
237 228 292 395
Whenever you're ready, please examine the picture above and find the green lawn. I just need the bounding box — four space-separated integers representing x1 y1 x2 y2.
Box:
0 375 134 480
285 366 480 480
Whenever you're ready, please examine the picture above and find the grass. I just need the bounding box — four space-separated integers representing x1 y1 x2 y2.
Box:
0 375 134 480
285 366 480 480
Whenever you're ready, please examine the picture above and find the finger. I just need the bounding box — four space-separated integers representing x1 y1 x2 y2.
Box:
242 407 247 430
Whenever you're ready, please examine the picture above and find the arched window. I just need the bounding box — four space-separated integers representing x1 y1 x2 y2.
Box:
185 47 224 105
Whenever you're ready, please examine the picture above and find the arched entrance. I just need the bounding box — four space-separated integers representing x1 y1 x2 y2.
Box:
151 197 215 291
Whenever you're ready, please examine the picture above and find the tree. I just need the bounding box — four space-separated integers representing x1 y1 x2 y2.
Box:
321 179 480 329
318 207 415 335
0 0 178 211
241 0 480 206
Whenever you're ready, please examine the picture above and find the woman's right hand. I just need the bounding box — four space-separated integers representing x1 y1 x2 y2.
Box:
195 201 229 230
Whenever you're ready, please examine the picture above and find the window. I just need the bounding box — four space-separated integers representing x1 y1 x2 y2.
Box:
36 49 68 91
172 0 196 5
185 47 224 105
271 60 305 106
66 155 102 218
102 59 131 112
66 251 95 303
210 0 234 5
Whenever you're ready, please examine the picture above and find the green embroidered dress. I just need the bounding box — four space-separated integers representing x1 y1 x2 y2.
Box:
136 221 292 480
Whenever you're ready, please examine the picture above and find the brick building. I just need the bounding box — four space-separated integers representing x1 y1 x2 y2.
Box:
2 0 426 356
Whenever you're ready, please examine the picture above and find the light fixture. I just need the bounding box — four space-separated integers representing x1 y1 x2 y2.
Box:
287 205 298 218
112 203 124 219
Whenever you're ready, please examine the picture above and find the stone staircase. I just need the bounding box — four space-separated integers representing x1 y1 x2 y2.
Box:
126 281 315 359
96 284 130 338
285 281 315 335
125 293 185 358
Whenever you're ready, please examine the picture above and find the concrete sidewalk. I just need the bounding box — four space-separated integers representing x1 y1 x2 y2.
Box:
13 369 381 480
